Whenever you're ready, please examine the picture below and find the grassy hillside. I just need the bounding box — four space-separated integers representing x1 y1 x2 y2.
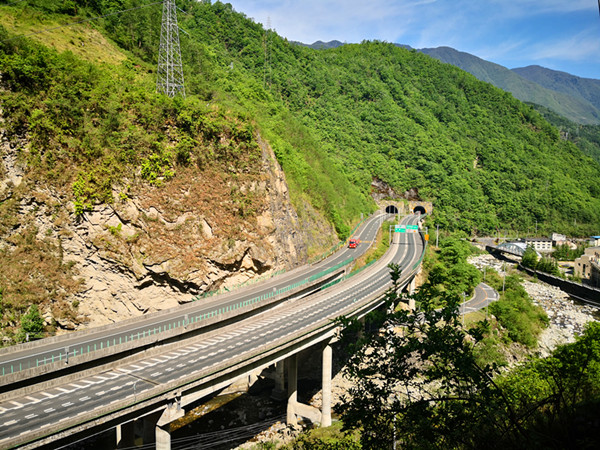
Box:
0 1 373 240
2 0 600 241
421 47 600 125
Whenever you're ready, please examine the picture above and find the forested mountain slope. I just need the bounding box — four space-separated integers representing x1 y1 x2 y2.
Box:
1 0 600 339
164 2 600 236
533 104 600 165
420 46 600 125
514 65 600 116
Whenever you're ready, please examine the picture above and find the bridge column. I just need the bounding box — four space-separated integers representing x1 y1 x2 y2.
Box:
321 342 333 427
408 276 417 310
155 397 185 450
286 354 298 425
408 277 416 296
271 360 286 401
116 421 135 448
156 425 171 450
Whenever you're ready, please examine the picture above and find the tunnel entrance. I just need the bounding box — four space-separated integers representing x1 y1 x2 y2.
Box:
413 205 426 215
385 205 399 214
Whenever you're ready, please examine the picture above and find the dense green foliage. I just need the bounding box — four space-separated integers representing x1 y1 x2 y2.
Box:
172 1 600 236
521 246 561 276
336 266 600 449
521 245 539 269
488 274 548 347
3 0 600 238
496 322 600 449
423 237 482 300
284 422 361 450
17 304 44 342
553 243 586 261
533 103 600 164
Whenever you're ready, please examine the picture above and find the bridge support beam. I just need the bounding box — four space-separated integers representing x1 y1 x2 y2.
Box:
408 277 416 296
116 421 135 448
286 343 334 428
154 397 185 450
321 342 332 427
286 354 298 425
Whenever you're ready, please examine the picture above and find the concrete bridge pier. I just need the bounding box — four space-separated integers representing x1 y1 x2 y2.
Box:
115 421 135 448
156 398 185 450
286 354 299 425
408 277 416 296
286 339 334 428
271 360 286 401
321 342 333 427
136 396 185 450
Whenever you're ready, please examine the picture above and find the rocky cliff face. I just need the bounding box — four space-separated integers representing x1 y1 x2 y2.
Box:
0 116 336 333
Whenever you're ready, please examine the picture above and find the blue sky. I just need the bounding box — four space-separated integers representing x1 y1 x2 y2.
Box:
224 0 600 79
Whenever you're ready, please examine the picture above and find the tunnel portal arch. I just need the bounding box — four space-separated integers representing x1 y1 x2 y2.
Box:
385 205 399 214
413 205 427 215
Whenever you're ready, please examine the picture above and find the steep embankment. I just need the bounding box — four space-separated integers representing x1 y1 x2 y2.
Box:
2 1 600 343
0 14 336 339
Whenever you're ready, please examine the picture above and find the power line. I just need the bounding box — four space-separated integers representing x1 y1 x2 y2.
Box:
113 414 287 450
0 1 163 43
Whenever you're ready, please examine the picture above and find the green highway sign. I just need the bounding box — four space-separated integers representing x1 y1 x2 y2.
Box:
395 225 406 233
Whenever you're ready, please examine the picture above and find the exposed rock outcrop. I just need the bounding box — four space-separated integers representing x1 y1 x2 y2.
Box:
0 126 336 330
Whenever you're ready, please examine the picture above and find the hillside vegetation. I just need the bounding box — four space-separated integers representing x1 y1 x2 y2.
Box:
3 1 600 237
179 2 600 236
1 1 600 338
533 104 600 165
421 46 600 125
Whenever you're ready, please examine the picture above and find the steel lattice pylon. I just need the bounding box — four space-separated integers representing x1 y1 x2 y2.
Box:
157 0 185 97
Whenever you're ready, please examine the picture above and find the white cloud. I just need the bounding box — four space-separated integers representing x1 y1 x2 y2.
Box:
229 0 442 43
490 0 593 16
225 0 600 77
530 29 600 63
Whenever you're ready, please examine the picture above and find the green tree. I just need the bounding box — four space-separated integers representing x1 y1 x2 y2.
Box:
17 305 44 342
336 265 508 449
336 266 596 449
521 245 538 269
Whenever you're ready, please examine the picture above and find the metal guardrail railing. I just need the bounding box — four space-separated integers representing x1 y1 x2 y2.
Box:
0 258 355 377
0 215 420 378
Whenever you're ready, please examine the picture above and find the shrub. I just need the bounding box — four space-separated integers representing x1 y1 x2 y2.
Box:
489 278 548 347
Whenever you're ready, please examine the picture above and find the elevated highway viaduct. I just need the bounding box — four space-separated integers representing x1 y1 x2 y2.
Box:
0 213 425 449
0 212 389 391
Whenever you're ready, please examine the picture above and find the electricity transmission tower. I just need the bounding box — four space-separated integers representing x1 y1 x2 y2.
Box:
157 0 185 98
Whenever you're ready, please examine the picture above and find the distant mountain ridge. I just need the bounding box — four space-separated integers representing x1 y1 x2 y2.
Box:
292 40 345 50
513 65 600 114
295 41 600 124
420 47 600 125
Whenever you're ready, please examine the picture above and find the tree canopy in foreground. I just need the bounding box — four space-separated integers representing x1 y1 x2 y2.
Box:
337 265 600 449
